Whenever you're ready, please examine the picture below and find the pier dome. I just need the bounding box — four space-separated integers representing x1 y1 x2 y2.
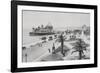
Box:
45 22 53 29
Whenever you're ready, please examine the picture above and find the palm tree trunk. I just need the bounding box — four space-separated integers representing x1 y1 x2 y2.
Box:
61 39 64 55
60 34 64 56
79 51 82 60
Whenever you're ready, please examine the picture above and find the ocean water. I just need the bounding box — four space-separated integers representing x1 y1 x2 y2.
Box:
23 29 41 45
22 27 68 45
23 29 53 45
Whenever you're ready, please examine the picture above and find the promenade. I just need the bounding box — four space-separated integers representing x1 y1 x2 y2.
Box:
22 34 90 62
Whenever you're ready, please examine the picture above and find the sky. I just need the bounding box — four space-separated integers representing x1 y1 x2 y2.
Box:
22 10 90 30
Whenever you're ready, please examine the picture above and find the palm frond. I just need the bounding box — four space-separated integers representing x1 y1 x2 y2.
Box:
55 34 66 43
72 46 80 51
71 50 78 54
82 47 88 52
72 40 81 46
72 38 89 52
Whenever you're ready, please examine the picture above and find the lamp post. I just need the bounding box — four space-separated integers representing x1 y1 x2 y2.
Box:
25 53 27 62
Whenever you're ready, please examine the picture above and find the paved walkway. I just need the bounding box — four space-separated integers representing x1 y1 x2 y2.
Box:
22 39 61 62
22 35 90 62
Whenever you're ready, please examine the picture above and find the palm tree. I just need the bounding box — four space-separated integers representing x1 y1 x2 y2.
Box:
56 33 66 56
71 39 89 60
52 43 56 54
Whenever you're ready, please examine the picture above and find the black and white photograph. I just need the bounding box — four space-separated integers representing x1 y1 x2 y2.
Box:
11 1 97 72
22 10 90 62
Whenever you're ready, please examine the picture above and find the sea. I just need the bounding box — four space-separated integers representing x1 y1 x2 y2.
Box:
22 27 74 46
23 29 43 45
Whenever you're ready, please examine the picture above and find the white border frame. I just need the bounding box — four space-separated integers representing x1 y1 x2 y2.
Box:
17 5 94 68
